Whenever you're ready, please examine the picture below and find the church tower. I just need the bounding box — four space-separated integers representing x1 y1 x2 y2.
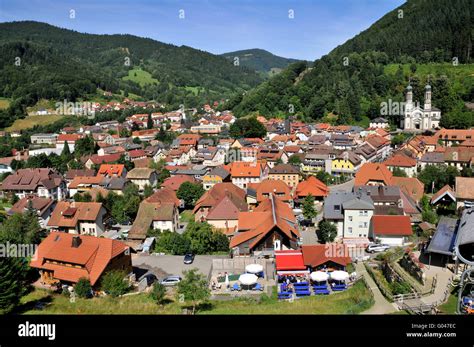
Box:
405 84 413 112
424 84 432 111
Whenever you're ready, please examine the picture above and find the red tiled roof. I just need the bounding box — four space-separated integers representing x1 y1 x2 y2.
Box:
48 201 104 228
57 134 83 143
97 164 125 177
301 244 351 268
30 232 130 285
295 176 329 198
354 163 393 186
161 175 195 191
230 195 299 250
371 215 412 236
383 154 417 168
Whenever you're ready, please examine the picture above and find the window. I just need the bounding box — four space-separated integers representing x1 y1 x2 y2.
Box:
348 227 353 233
349 216 353 222
334 205 340 211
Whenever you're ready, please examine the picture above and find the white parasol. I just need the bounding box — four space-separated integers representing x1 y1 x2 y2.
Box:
225 273 229 288
239 273 258 286
245 264 264 274
310 271 329 282
330 270 349 281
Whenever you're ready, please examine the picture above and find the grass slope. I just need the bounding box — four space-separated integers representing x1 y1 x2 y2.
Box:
20 281 373 315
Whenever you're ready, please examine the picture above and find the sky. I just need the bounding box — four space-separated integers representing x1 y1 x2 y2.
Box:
0 0 405 61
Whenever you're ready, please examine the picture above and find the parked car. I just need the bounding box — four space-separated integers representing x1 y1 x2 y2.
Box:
366 243 390 253
183 252 195 264
160 276 182 287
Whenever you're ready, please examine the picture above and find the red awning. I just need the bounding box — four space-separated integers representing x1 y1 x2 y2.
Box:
275 250 306 271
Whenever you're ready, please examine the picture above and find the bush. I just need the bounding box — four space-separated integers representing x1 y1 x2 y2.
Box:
150 282 166 305
74 277 92 298
100 270 129 297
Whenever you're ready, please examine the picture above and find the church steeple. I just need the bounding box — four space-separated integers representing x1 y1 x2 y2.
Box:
406 84 413 111
424 83 432 111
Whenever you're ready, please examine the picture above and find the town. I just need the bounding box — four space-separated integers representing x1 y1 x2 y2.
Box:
0 81 472 316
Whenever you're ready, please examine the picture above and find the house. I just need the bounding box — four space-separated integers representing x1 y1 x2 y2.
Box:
30 133 58 145
68 176 105 196
230 194 300 256
131 129 159 141
247 179 293 206
369 215 412 246
190 124 221 134
369 117 389 129
202 167 231 190
301 153 332 175
331 151 362 176
435 129 474 147
354 163 393 186
97 164 127 178
64 169 96 184
295 176 329 203
84 153 122 169
193 182 247 231
127 149 147 162
355 143 377 163
455 177 474 209
47 201 107 236
9 195 56 228
193 147 226 167
145 187 181 208
354 185 404 216
161 175 195 191
30 232 132 287
129 202 179 240
257 147 288 168
126 168 158 191
431 185 456 206
0 168 66 201
228 161 268 189
383 153 417 177
268 164 301 189
56 134 84 152
365 134 391 161
176 133 201 148
392 176 424 203
301 244 351 272
324 191 374 241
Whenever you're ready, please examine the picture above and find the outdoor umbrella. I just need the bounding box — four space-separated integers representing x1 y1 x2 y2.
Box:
245 264 264 274
239 273 258 286
225 273 229 289
310 271 329 282
329 270 349 281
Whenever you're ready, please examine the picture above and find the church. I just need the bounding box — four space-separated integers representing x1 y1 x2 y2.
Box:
402 84 441 131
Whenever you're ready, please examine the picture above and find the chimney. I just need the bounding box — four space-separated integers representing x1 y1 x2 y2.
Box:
71 235 82 248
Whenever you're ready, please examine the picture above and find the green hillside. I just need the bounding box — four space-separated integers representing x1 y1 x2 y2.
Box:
0 21 263 129
221 48 300 76
228 0 474 128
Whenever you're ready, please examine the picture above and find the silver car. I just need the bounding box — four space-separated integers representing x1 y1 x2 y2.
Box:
366 243 390 253
160 276 182 286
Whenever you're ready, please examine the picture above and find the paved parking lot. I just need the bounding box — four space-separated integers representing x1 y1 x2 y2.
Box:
132 253 225 279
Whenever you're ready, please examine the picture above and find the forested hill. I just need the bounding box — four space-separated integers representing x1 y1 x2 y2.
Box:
221 49 300 75
0 21 263 128
228 0 474 128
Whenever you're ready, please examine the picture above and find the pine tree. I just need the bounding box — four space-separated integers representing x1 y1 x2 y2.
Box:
0 257 28 314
